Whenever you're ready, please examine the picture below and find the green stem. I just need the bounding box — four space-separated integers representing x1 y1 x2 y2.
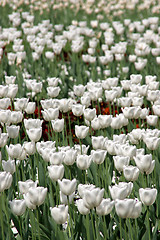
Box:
90 210 96 239
36 208 41 240
0 194 5 240
18 216 23 240
119 217 122 240
85 214 90 240
147 206 151 240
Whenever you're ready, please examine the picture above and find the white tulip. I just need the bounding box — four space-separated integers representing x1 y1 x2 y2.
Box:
10 199 26 216
139 188 157 206
50 205 68 224
58 178 77 196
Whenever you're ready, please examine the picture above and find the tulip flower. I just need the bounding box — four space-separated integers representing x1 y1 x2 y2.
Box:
139 188 157 206
10 199 26 216
83 108 96 122
109 182 133 200
75 125 89 139
133 154 155 174
50 205 68 224
83 187 104 209
25 187 47 206
96 198 115 216
113 156 130 172
49 151 65 165
123 165 140 181
26 128 42 142
76 154 92 170
92 136 105 150
91 150 107 164
6 125 20 139
18 180 38 194
76 199 90 215
63 149 77 165
51 119 64 132
58 178 77 196
0 171 12 192
2 159 16 174
115 198 142 218
48 165 64 181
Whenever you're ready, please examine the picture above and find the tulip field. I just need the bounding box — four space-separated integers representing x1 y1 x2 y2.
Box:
1 0 160 239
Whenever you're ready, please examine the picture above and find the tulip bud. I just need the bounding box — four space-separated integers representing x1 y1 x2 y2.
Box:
76 154 92 170
10 199 26 216
48 165 64 181
58 178 77 196
75 125 89 139
96 198 115 216
139 188 157 206
50 205 68 224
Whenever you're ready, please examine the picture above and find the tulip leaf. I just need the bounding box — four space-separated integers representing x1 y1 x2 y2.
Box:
38 161 46 187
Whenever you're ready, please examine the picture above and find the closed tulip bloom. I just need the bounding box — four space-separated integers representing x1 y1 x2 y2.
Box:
81 95 91 108
0 171 12 192
152 105 160 116
42 108 59 121
0 133 8 148
144 137 160 150
24 193 36 210
92 136 105 150
83 187 104 209
14 98 29 111
60 191 75 205
51 119 64 132
6 125 20 139
96 198 115 216
26 187 47 206
91 117 101 130
18 180 38 194
98 115 112 128
146 115 158 126
83 108 96 121
10 199 26 216
40 148 53 163
58 178 77 196
115 199 141 219
75 125 89 139
109 182 133 200
122 144 137 159
50 205 68 224
0 98 11 109
48 165 64 181
0 85 8 98
10 111 23 124
78 184 95 198
23 141 36 155
113 156 130 172
123 166 140 181
6 84 18 99
91 150 107 164
6 144 23 159
140 108 149 119
24 119 43 130
130 74 142 84
104 139 116 155
129 199 142 219
25 102 36 114
49 151 65 165
0 109 11 124
133 154 155 174
72 104 84 117
76 199 90 215
73 84 85 97
26 128 42 142
63 149 77 165
139 188 157 206
2 159 15 174
47 86 60 98
76 154 92 170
